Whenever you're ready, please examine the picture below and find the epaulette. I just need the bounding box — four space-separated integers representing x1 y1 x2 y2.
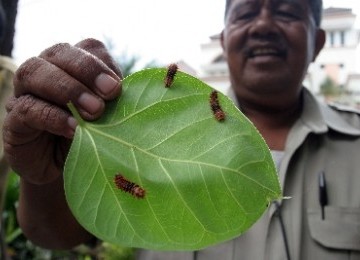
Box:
328 102 360 115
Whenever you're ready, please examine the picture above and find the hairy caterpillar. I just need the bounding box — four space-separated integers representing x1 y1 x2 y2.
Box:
209 90 225 121
164 63 178 88
114 174 145 198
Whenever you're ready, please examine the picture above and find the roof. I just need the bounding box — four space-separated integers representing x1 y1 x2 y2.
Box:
323 7 354 16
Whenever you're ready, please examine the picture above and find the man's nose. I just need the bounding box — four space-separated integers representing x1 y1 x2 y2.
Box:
248 9 280 39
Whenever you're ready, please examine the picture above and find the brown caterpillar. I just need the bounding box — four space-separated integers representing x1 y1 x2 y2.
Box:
114 174 145 199
209 90 225 121
164 63 178 88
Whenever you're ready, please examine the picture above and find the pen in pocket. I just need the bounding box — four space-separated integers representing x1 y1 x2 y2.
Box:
318 171 328 220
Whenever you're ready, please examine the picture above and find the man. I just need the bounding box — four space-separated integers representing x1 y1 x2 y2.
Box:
3 0 360 259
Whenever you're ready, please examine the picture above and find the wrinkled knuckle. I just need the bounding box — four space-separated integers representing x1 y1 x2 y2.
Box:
2 121 12 144
14 57 43 89
76 55 100 77
16 95 61 125
16 95 37 117
54 73 76 93
40 103 62 125
40 42 71 59
5 96 16 112
76 38 106 52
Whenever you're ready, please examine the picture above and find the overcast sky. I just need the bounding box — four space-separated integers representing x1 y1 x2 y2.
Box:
13 0 360 70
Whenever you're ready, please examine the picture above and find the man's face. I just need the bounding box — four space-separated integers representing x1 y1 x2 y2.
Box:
221 0 325 102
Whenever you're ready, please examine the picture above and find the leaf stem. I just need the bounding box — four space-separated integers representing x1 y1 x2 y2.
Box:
67 102 85 126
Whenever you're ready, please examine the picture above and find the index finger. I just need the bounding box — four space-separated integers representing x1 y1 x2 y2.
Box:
39 40 121 100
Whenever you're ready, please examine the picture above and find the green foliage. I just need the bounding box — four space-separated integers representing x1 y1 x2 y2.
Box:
3 172 134 259
64 68 282 250
103 36 161 77
115 53 161 77
320 76 341 97
98 242 135 260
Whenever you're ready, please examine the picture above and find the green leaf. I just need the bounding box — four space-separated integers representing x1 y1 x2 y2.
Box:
64 68 281 251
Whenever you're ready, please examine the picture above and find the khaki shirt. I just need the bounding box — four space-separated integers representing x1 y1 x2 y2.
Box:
0 56 16 208
137 88 360 260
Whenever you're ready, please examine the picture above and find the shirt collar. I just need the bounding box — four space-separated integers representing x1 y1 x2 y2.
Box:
226 87 360 137
302 87 360 136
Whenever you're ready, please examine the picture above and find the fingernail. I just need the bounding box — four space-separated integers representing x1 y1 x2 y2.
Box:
78 93 102 115
95 73 119 95
67 116 78 131
65 117 78 138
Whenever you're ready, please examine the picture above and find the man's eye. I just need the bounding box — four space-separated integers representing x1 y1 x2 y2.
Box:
275 10 300 21
274 4 303 21
232 11 258 22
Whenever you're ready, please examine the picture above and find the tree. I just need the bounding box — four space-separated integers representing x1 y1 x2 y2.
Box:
103 36 161 77
319 76 340 98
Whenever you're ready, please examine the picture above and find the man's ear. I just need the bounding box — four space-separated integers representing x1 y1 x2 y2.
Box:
220 30 224 49
313 28 326 61
220 30 227 57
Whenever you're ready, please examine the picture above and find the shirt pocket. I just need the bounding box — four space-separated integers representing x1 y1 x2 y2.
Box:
307 207 360 251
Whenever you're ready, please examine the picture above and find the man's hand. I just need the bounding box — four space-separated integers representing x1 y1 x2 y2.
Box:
3 38 122 184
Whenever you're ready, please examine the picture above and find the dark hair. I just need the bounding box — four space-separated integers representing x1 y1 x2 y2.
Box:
224 0 323 27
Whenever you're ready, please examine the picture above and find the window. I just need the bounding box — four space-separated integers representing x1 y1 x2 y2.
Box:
329 31 335 47
340 31 345 46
